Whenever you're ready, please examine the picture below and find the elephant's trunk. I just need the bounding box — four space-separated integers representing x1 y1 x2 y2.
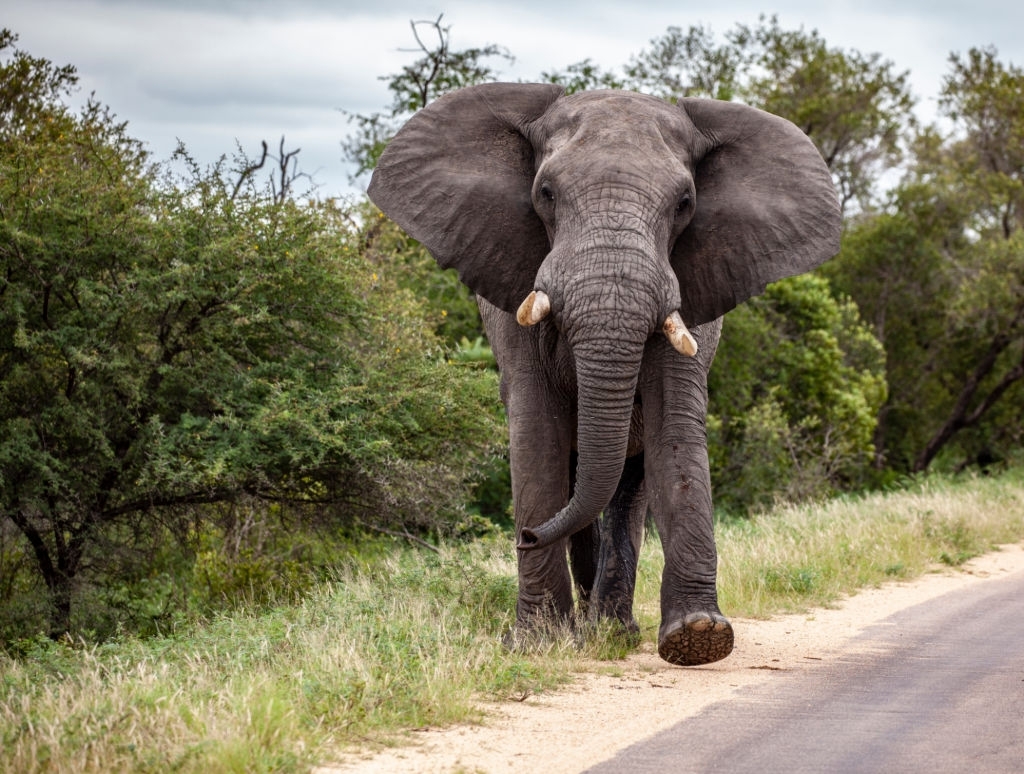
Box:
517 311 648 551
517 359 639 549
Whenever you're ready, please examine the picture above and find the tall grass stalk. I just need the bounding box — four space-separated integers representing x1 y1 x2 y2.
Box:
0 540 579 773
716 471 1024 617
2 471 1023 772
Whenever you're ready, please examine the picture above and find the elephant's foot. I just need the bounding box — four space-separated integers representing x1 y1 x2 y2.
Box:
658 612 734 666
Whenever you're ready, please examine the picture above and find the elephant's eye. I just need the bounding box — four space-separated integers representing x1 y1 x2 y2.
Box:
676 192 693 215
539 182 555 202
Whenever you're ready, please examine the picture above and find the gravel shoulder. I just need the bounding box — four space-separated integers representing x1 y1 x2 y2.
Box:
321 542 1024 774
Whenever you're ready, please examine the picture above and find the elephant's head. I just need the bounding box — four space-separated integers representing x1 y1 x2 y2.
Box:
368 84 840 549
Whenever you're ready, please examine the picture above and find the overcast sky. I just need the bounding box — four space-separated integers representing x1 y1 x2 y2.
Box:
4 0 1024 198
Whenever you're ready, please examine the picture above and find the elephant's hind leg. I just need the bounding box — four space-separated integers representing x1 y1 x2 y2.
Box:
589 452 646 635
568 451 599 610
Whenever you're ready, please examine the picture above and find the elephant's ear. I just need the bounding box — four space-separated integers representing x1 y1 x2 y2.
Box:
368 83 564 313
673 98 842 326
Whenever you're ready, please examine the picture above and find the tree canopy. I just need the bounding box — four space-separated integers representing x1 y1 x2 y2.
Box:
709 275 886 512
828 47 1024 473
342 14 514 179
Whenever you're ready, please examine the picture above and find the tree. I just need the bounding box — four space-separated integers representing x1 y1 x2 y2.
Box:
539 58 624 94
622 23 748 100
828 47 1024 473
0 30 77 137
542 24 743 98
0 32 503 636
708 275 887 512
358 201 488 346
344 15 521 350
738 16 915 214
342 15 513 179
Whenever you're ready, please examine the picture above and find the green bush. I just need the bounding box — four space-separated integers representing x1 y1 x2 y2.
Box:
709 274 888 514
0 33 505 641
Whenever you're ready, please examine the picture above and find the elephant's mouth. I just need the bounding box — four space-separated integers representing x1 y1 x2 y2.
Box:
516 290 698 357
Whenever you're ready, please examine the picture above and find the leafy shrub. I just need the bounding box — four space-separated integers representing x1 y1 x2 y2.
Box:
0 33 505 640
709 274 888 514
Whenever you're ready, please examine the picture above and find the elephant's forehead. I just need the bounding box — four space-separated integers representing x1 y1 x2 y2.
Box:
543 90 697 154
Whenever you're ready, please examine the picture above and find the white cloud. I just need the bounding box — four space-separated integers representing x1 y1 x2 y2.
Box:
3 0 1023 196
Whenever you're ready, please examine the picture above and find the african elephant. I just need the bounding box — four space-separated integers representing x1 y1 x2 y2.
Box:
368 83 840 666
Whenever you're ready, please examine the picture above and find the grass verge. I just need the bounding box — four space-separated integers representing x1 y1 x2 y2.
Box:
3 470 1024 772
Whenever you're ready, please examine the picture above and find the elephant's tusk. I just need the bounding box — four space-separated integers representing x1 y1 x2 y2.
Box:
663 311 698 356
516 290 551 326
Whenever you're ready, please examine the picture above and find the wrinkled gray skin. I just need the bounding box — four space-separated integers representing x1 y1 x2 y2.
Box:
368 84 840 666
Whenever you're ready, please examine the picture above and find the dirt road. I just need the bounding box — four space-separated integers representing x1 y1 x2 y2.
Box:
588 553 1024 773
322 543 1024 774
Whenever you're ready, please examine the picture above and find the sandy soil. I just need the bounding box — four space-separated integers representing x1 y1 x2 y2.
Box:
319 542 1024 774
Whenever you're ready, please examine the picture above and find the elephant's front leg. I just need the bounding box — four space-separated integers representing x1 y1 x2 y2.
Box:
505 373 576 631
640 318 733 666
481 301 577 634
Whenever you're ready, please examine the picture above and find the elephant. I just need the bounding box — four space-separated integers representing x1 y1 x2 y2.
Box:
368 83 840 666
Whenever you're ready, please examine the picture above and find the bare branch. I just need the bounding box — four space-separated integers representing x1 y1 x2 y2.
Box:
913 302 1024 472
360 522 441 553
231 139 268 200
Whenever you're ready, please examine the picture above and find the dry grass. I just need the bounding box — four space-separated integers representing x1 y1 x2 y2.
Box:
0 542 578 773
717 471 1024 617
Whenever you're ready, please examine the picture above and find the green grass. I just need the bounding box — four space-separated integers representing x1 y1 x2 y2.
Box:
715 470 1024 618
0 541 581 773
3 469 1024 772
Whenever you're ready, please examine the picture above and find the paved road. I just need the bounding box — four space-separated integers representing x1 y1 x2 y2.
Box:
587 568 1024 773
